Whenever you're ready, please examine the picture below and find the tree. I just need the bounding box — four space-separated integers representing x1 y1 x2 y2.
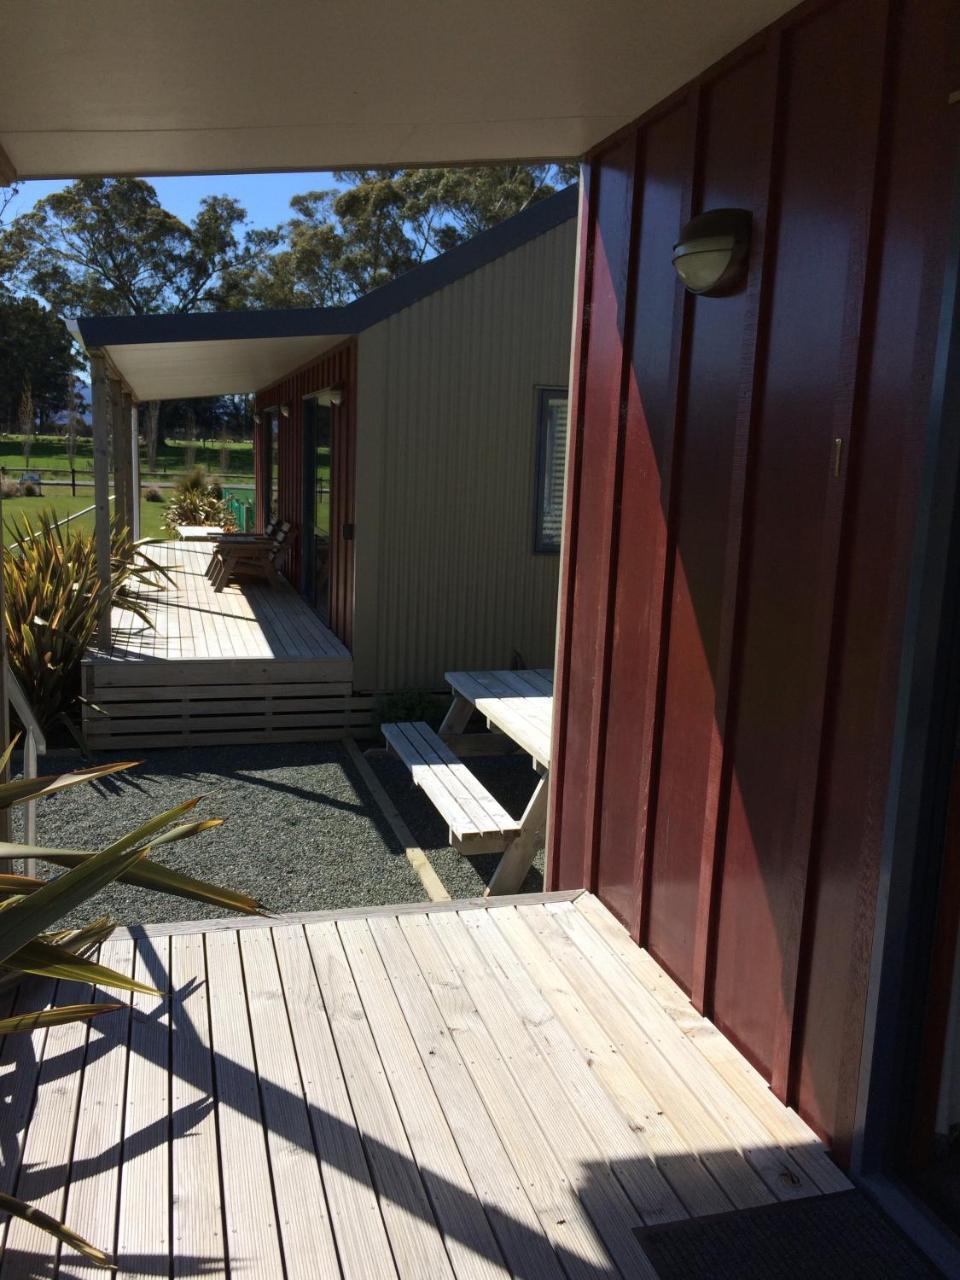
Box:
0 184 17 231
219 164 577 309
0 178 275 464
0 183 20 299
0 295 76 430
18 379 34 466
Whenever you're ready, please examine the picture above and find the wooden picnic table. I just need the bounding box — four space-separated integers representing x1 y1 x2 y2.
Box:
441 668 553 895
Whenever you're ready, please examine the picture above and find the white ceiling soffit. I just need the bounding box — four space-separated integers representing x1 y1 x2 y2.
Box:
102 335 348 402
0 0 797 179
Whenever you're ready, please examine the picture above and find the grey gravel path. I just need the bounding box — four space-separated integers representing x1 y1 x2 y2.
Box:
28 742 544 927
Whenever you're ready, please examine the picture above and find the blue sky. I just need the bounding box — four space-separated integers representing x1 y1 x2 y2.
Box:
7 171 346 229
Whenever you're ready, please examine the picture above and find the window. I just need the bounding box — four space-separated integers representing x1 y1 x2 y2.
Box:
534 387 568 553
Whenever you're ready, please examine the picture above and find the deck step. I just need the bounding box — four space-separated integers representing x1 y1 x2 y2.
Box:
381 721 522 855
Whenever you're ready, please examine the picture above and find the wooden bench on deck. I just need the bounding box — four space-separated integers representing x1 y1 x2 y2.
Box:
381 720 522 855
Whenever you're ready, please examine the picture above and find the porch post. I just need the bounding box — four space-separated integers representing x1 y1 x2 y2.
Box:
119 388 136 534
109 377 125 535
130 399 141 540
90 352 113 649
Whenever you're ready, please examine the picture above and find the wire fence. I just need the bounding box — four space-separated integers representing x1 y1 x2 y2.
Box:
5 493 114 549
1 465 254 490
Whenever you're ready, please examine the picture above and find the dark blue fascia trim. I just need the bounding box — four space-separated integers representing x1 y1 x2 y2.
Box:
74 185 577 352
76 305 351 349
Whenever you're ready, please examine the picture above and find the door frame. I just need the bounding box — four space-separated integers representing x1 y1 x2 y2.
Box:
300 393 331 617
852 156 960 1273
257 404 278 530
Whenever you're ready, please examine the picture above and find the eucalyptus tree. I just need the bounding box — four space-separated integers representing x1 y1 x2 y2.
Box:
0 178 275 464
218 163 577 309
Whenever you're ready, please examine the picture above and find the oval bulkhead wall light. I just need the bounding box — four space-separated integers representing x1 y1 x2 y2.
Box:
280 404 291 419
672 208 752 296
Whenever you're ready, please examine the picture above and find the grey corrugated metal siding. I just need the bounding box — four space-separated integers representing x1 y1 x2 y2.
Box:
352 216 576 692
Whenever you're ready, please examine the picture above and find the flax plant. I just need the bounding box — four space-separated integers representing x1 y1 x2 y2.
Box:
0 741 262 1267
3 512 173 731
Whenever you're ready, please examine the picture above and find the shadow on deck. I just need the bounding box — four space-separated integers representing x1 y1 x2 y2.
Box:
0 891 849 1277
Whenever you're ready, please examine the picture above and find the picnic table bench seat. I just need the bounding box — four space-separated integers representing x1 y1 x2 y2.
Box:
382 720 522 855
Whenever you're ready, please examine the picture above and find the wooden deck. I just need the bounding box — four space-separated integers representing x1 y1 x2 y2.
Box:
0 891 850 1278
81 542 370 748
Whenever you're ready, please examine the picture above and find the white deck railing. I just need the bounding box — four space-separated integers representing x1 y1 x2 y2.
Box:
6 660 46 875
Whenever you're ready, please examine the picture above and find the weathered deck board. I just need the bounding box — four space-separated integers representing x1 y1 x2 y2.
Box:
204 930 285 1278
59 940 136 1280
116 937 171 1280
239 927 342 1280
1 978 90 1278
169 933 225 1278
82 541 364 747
0 892 850 1278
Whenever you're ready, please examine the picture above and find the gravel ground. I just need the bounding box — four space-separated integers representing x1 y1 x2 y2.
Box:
27 742 544 926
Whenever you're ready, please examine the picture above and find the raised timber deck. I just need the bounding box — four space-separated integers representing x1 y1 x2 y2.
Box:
81 541 368 748
0 892 850 1277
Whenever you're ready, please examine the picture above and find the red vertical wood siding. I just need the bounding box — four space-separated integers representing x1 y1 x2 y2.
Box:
549 0 959 1159
255 340 357 649
649 49 775 994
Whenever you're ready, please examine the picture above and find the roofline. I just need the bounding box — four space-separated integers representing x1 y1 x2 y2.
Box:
344 182 578 331
73 184 578 352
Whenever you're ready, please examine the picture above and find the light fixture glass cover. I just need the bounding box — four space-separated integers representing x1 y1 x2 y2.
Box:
672 209 752 296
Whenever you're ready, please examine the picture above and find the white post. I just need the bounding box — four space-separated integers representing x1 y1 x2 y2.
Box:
91 352 113 649
24 731 37 871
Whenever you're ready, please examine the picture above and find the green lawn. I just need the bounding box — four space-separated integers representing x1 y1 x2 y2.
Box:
0 432 254 544
3 485 171 542
0 433 254 483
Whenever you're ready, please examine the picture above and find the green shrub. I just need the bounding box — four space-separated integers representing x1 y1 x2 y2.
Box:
3 512 172 730
177 464 209 494
0 746 261 1266
162 483 235 535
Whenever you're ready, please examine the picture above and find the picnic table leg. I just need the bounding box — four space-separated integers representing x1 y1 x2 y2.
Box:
486 774 549 897
438 694 473 738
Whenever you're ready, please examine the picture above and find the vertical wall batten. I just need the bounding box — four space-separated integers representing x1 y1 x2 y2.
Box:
547 171 596 890
689 34 785 1014
576 138 643 898
633 86 705 947
770 0 895 1101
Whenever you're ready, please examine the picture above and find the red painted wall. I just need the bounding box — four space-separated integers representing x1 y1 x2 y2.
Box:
549 0 959 1160
254 340 357 649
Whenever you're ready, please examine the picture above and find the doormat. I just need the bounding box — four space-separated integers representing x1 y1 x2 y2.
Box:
635 1191 944 1279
